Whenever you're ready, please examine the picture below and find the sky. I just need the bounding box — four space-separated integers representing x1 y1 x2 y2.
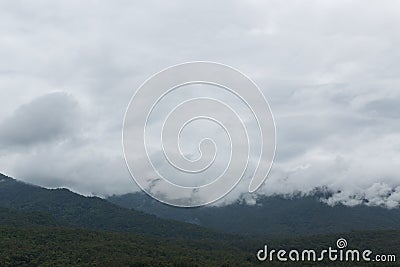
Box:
0 0 399 207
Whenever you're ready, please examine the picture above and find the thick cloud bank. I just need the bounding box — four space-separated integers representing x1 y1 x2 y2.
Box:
0 1 399 207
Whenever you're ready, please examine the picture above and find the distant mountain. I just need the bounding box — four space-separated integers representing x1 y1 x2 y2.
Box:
0 173 227 239
108 191 400 237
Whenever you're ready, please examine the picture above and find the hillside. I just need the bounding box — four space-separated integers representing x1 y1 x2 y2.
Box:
0 173 399 266
0 206 61 227
108 192 400 237
0 173 227 239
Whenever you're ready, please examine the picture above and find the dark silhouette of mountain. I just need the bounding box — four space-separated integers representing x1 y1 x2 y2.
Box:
0 173 227 239
108 191 400 237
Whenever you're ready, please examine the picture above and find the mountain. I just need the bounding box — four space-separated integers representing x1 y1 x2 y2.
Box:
0 173 227 239
108 191 400 237
1 173 400 266
0 173 259 266
0 206 61 227
4 171 399 239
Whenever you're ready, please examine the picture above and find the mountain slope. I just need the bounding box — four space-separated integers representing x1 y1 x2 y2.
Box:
0 206 61 227
1 173 399 266
0 173 227 239
108 192 400 237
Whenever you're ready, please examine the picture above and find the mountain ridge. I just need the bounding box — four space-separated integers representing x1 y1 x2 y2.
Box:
1 173 400 266
108 191 400 237
0 173 230 239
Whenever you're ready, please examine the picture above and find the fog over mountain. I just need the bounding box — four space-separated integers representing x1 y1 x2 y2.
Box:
0 1 399 207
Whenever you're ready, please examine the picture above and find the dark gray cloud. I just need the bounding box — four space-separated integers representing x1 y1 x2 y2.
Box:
361 97 400 119
0 92 80 149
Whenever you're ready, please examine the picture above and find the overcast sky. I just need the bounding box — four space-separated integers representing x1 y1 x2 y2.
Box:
0 1 399 207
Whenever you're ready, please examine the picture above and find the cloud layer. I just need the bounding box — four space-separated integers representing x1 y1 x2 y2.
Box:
0 1 399 207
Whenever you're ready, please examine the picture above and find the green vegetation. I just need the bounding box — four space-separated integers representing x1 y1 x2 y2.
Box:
0 174 227 239
0 207 60 227
1 174 399 266
0 226 399 266
0 226 257 266
108 192 400 237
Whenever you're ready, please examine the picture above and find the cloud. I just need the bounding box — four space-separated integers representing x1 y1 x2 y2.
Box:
0 1 399 207
0 92 80 149
0 92 134 196
322 183 400 209
9 142 133 196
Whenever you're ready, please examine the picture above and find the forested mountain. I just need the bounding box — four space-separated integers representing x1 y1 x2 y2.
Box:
0 207 60 227
1 173 399 266
108 191 400 237
0 173 226 239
